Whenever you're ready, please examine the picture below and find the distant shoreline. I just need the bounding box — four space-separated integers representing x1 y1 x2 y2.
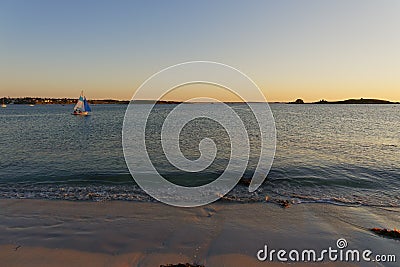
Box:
288 98 399 104
0 97 130 105
1 97 399 105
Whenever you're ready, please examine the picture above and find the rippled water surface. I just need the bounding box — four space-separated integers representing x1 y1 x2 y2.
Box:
0 104 399 207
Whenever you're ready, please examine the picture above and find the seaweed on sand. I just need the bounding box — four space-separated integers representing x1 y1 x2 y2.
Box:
370 228 400 239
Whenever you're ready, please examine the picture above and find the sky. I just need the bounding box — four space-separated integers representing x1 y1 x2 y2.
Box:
1 0 399 102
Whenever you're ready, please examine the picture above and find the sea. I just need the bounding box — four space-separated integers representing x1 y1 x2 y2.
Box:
0 104 399 207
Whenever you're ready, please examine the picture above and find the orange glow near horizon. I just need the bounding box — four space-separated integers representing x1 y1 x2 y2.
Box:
1 1 399 103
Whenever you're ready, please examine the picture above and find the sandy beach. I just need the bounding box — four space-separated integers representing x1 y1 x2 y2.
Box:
0 199 398 266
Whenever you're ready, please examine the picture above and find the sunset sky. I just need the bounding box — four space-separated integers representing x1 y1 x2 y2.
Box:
1 0 399 102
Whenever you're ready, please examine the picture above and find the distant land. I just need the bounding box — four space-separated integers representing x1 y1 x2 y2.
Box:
0 97 197 105
1 97 399 105
0 97 129 105
288 98 399 104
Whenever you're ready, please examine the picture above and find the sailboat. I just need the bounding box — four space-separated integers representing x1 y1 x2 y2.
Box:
72 91 91 116
1 99 6 108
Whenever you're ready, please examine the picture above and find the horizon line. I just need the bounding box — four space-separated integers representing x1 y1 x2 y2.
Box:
2 96 399 104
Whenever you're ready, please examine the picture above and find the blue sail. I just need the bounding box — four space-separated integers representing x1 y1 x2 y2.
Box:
83 98 91 112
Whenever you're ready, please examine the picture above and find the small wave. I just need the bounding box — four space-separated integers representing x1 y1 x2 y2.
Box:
0 184 399 209
381 143 398 148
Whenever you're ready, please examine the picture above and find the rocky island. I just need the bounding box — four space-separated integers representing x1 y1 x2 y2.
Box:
288 98 399 104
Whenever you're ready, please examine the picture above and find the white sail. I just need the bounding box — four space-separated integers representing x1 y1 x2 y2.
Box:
74 92 86 112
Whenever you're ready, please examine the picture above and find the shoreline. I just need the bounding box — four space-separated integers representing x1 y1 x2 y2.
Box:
2 98 399 105
0 199 398 266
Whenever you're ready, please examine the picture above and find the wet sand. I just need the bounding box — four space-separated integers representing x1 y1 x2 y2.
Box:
0 199 398 266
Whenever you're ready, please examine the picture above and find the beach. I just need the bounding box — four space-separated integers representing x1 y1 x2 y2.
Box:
0 199 398 266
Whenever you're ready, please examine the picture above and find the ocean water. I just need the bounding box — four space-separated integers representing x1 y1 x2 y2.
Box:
0 104 399 207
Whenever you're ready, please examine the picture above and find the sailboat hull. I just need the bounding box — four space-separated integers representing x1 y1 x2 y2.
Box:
72 111 89 116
